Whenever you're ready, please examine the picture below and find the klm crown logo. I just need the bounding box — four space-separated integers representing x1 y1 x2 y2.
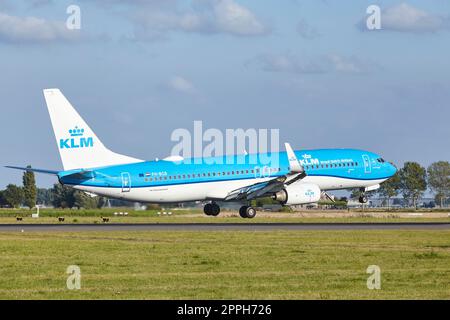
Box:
60 126 94 149
69 127 84 137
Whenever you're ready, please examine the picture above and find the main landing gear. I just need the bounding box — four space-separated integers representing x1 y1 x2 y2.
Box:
239 206 257 219
203 202 220 216
203 202 257 218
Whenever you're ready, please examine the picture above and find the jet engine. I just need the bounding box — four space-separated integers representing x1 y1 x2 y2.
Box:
273 183 321 205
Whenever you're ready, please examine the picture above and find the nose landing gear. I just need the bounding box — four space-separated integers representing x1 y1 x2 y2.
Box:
359 195 368 204
358 188 369 204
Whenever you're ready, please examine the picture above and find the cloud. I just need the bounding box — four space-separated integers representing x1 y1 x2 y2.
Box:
252 53 327 74
296 18 320 39
327 54 377 73
0 12 80 44
0 0 54 10
126 0 269 41
213 0 267 36
360 3 450 33
251 53 378 75
28 0 54 8
168 76 196 94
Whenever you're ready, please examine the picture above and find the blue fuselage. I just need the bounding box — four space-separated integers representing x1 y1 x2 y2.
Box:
59 149 396 196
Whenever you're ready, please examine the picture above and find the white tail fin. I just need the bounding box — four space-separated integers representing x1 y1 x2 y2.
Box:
43 89 143 171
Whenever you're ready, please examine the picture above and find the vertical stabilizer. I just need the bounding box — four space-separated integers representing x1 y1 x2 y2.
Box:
43 89 142 170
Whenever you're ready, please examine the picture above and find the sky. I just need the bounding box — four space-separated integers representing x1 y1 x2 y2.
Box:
0 0 449 188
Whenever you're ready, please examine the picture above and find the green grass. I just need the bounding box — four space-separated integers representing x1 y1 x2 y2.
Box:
0 230 450 299
1 207 450 224
1 215 450 224
0 207 197 218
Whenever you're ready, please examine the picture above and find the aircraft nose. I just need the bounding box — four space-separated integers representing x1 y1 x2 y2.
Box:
388 162 397 176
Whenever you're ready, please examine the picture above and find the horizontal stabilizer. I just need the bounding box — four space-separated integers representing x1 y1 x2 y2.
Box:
5 166 59 175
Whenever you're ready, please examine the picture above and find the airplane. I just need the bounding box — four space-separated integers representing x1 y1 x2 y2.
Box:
6 89 397 218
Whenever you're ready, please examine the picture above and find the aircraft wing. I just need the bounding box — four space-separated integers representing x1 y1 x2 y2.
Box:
224 176 287 201
224 143 307 201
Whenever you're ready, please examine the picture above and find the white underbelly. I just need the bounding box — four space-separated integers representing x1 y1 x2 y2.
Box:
73 177 272 203
302 176 387 190
72 176 386 203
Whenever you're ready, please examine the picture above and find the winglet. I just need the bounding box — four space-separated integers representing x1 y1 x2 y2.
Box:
284 143 304 173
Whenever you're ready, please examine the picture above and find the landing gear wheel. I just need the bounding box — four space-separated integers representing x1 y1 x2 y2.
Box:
210 203 220 216
239 206 257 218
359 195 368 204
204 203 212 216
239 206 248 218
204 203 220 216
246 206 257 218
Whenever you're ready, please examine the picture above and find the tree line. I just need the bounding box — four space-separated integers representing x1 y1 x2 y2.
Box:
361 161 449 208
0 166 107 209
0 161 449 209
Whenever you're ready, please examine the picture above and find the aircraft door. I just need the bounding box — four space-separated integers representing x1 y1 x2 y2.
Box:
121 172 131 192
362 155 371 174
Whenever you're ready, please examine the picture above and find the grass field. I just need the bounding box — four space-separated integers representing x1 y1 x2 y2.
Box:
1 229 450 299
1 207 450 224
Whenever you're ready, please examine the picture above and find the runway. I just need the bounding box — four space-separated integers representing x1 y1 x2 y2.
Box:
1 222 450 232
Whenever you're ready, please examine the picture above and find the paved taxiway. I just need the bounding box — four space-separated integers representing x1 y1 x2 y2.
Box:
0 223 449 232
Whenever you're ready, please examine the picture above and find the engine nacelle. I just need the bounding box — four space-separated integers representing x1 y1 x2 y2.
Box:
273 183 321 205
